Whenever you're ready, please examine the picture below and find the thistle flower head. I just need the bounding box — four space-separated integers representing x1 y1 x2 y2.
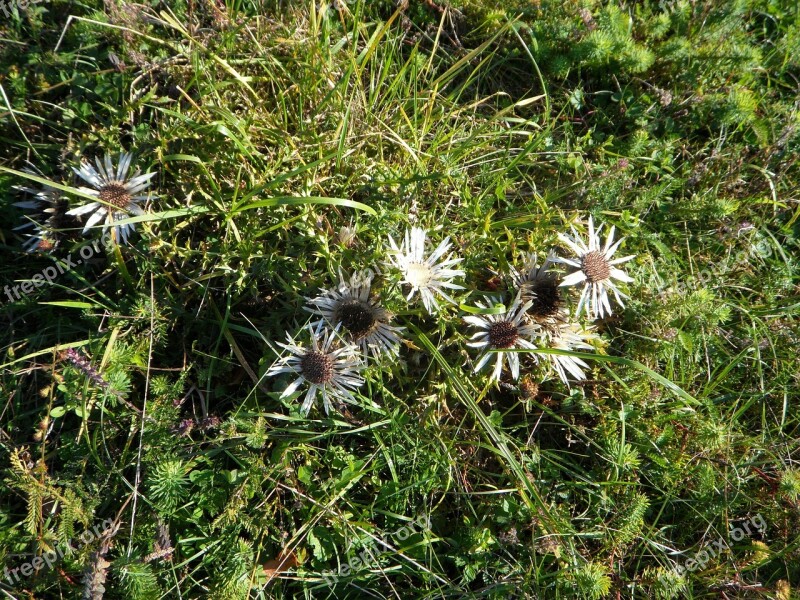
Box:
386 227 465 314
512 251 566 329
465 293 543 382
66 152 156 245
266 323 366 415
13 164 77 253
306 270 404 359
544 322 598 386
554 216 635 319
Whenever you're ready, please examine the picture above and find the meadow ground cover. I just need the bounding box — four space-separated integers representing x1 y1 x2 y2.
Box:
1 1 799 598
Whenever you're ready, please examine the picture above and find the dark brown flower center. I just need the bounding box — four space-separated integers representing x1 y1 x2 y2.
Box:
526 280 561 319
335 299 377 340
488 321 519 348
300 351 333 385
581 250 611 283
99 183 131 209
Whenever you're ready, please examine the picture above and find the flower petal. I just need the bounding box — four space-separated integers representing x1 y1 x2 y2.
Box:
560 270 587 287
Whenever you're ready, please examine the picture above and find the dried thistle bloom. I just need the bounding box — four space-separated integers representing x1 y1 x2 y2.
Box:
337 224 357 247
306 270 403 359
544 322 598 386
13 164 78 253
386 226 465 314
512 251 566 331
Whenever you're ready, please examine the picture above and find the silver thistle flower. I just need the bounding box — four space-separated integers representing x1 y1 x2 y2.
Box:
386 226 465 314
306 270 404 359
554 216 635 319
66 152 156 245
266 323 366 415
511 251 566 330
13 165 74 253
544 322 598 386
465 293 543 382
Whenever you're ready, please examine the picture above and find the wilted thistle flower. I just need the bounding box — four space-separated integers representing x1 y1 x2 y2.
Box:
519 376 539 400
386 226 465 314
267 323 366 416
66 152 156 245
337 224 357 247
306 270 403 359
554 216 635 319
512 251 566 331
544 322 597 386
13 165 77 253
465 293 542 382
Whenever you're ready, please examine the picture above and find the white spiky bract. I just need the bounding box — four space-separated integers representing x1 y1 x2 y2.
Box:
512 251 559 290
544 322 598 386
13 165 64 253
306 270 404 359
511 250 567 328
